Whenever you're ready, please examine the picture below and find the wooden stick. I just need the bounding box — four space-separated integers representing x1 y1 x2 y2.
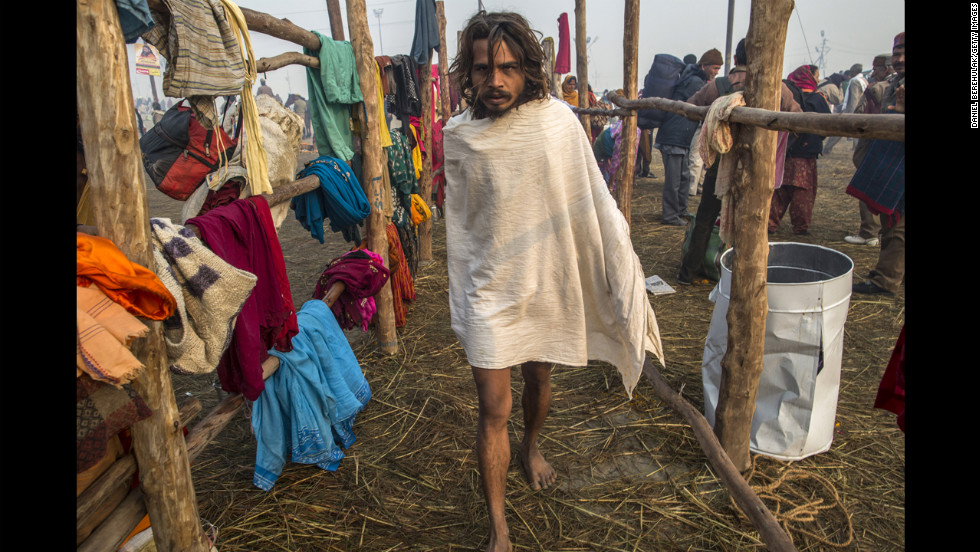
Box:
612 0 640 226
714 0 794 474
257 51 320 73
436 2 452 123
642 358 798 552
77 1 207 550
345 0 398 355
326 0 346 41
419 48 435 262
574 0 591 136
77 487 149 552
185 393 247 464
605 91 905 142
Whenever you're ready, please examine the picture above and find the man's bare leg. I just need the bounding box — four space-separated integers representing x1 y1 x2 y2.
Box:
520 362 557 490
472 366 514 552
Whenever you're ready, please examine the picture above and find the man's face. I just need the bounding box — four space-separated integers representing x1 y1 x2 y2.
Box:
471 38 526 117
702 64 722 80
872 65 890 81
891 45 905 76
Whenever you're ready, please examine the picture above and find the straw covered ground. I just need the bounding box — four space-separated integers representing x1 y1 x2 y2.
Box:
151 141 905 551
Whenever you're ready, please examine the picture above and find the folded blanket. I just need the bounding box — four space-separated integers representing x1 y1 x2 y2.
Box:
76 285 149 386
846 139 905 226
77 233 177 321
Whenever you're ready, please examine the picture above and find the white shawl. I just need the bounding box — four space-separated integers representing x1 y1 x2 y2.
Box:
443 98 664 397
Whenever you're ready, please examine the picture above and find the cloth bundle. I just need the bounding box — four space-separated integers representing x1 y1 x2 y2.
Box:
77 374 152 473
294 156 371 244
313 249 391 332
186 197 298 400
697 91 746 245
304 32 363 163
77 233 177 322
252 300 372 491
149 217 257 375
76 285 149 386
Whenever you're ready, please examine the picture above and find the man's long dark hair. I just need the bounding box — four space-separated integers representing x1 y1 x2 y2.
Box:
449 11 551 119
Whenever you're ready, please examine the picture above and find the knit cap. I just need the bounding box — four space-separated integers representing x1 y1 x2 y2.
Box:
698 48 723 66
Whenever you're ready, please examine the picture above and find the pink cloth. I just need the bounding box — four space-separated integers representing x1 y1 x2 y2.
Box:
555 13 571 74
187 198 298 400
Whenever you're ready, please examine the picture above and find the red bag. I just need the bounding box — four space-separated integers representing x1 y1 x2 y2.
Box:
139 99 239 201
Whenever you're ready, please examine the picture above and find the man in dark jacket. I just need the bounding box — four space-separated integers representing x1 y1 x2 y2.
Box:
654 48 722 225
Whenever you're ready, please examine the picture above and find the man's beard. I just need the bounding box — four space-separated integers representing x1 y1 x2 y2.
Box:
475 89 517 119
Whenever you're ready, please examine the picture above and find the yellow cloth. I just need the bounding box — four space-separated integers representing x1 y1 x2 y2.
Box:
409 125 423 179
77 285 149 386
409 193 431 225
697 91 746 245
376 60 393 148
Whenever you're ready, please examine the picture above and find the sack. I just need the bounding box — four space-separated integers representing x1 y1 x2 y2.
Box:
782 80 831 158
637 54 686 130
140 99 240 201
681 217 725 281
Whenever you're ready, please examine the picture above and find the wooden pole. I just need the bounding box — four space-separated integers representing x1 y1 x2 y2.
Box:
574 0 590 137
613 0 640 226
76 1 208 550
725 0 736 76
326 0 346 40
346 0 399 354
419 49 435 262
436 1 452 122
713 0 795 473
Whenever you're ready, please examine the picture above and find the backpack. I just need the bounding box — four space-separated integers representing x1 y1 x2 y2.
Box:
782 80 831 158
637 54 686 130
140 98 241 201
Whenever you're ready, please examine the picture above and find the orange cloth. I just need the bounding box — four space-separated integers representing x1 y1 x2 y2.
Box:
77 233 176 321
77 285 149 385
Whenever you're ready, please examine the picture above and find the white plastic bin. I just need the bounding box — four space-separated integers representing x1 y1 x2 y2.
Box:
702 242 853 461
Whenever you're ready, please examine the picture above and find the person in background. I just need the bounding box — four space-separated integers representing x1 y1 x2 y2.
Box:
686 51 723 197
256 78 275 98
561 74 578 105
677 38 802 285
843 53 895 247
850 32 905 296
653 48 721 226
823 63 866 154
768 64 832 236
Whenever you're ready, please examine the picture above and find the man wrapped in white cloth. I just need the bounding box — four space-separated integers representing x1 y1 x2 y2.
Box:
443 11 665 552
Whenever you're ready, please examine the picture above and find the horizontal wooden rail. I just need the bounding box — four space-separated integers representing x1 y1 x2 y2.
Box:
604 90 904 142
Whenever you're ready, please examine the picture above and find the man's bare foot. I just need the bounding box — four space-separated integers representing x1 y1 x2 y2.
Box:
520 446 557 490
486 527 512 552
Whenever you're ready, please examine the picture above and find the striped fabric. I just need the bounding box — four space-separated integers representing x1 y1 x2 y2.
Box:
142 0 246 128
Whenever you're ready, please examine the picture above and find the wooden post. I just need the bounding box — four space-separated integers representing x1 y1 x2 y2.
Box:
436 1 451 122
574 0 590 137
613 0 640 226
419 49 434 262
326 0 345 40
346 0 399 354
713 0 795 473
76 1 208 550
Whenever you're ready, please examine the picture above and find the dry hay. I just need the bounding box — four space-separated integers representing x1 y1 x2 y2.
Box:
160 144 904 551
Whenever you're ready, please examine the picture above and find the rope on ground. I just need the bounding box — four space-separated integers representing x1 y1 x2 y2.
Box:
732 455 855 548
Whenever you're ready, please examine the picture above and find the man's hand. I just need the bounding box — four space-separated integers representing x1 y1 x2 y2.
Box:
887 84 905 113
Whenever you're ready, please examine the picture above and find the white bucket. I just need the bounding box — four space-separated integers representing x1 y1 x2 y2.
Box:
702 242 853 461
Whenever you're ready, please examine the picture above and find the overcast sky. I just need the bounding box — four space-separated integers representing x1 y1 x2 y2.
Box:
127 0 905 103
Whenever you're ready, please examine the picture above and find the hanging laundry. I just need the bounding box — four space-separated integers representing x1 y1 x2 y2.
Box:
294 156 372 244
141 0 246 129
186 197 298 401
76 285 149 386
77 374 152 473
313 249 391 332
251 300 372 491
116 0 155 43
304 32 364 163
410 0 440 66
77 233 177 321
389 55 423 137
554 13 572 74
385 130 420 229
375 60 394 148
149 217 257 375
380 223 416 327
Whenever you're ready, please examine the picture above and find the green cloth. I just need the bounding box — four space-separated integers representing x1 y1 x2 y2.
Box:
304 31 363 163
